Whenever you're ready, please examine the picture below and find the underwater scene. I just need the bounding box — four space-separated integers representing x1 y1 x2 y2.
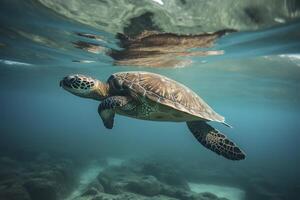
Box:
0 0 300 200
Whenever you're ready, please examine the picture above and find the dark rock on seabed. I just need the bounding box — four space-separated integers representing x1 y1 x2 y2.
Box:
73 160 229 200
0 153 80 200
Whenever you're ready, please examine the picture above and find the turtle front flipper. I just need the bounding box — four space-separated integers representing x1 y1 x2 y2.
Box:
98 96 132 129
186 121 246 160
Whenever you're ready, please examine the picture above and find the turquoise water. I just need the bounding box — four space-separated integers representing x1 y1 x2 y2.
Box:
0 1 300 200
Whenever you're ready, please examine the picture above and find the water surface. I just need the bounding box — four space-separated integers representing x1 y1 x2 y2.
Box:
0 1 300 200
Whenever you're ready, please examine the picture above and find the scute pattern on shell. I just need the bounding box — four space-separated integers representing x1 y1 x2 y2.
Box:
109 71 225 122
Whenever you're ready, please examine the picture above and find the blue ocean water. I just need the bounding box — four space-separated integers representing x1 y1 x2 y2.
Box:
0 1 300 200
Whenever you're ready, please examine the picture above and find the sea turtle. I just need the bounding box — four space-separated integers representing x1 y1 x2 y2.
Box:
60 71 245 160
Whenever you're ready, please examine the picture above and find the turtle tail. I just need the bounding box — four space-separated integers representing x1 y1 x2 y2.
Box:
222 122 233 128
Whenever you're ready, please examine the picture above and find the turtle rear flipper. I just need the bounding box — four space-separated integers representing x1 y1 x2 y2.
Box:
187 121 245 160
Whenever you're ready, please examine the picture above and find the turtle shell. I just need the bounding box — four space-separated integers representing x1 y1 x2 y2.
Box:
107 71 225 122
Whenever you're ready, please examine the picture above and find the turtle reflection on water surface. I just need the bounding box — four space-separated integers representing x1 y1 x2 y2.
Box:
74 29 236 67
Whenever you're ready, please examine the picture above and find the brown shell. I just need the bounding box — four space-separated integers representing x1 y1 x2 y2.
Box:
108 71 225 122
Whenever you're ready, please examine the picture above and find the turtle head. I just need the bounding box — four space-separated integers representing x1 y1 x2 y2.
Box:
60 74 109 100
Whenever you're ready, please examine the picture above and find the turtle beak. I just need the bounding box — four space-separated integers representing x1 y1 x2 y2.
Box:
59 80 63 87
